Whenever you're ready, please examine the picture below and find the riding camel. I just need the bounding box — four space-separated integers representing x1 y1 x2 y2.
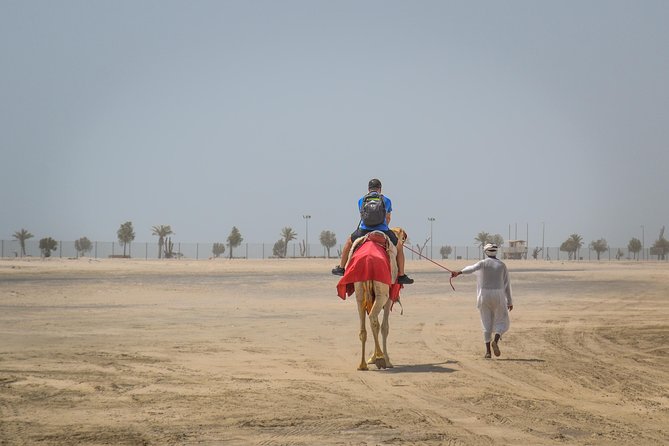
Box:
337 228 406 370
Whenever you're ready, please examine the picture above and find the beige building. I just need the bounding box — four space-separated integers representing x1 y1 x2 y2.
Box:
502 240 528 260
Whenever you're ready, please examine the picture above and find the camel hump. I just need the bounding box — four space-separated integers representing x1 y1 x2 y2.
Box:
367 231 388 247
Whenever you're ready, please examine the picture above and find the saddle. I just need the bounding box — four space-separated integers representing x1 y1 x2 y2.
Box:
347 231 399 285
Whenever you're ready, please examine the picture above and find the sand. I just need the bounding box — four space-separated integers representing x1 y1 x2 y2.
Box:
0 258 667 445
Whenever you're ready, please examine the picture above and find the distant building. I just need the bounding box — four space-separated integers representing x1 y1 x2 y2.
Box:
503 240 528 260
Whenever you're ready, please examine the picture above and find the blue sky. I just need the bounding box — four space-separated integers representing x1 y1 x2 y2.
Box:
1 0 668 249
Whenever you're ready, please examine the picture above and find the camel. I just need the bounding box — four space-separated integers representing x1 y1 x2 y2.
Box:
336 228 406 371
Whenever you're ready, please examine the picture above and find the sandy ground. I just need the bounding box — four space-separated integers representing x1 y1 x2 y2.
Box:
0 257 667 445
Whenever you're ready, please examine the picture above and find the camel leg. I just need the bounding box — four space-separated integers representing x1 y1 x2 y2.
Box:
380 298 393 368
355 284 368 371
368 281 389 369
369 309 383 368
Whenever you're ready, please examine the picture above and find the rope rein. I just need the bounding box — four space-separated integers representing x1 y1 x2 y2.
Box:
402 244 456 291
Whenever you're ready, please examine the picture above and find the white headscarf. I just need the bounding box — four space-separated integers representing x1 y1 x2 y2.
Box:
483 243 498 257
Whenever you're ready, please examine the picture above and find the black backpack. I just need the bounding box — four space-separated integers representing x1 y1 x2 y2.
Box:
360 192 386 227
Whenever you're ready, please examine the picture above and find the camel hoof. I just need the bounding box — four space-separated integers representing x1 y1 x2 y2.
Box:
358 363 369 371
374 357 386 369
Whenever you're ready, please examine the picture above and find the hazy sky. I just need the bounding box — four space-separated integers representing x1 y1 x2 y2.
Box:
2 0 668 249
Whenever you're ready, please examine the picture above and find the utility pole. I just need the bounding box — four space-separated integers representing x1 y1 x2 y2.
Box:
641 224 645 261
542 221 545 260
428 217 436 259
303 215 311 257
526 222 529 260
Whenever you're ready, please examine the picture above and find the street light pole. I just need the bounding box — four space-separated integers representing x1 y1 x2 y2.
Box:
303 215 311 257
542 221 545 260
428 217 436 259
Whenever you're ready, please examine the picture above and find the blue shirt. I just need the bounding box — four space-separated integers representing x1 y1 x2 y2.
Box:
358 194 392 231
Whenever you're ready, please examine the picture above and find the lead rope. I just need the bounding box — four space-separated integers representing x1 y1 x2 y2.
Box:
402 244 457 291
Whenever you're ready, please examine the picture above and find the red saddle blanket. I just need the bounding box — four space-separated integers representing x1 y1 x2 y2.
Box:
336 239 401 301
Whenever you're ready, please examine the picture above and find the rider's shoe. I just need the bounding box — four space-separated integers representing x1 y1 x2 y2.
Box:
398 274 414 285
331 265 345 276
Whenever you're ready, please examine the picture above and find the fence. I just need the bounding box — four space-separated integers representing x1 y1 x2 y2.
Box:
407 246 661 262
0 239 665 262
0 240 339 260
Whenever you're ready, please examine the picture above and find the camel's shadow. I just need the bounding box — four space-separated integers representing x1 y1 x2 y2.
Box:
495 358 545 363
384 361 459 374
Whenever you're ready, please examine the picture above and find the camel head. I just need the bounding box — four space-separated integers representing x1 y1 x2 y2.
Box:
390 227 408 244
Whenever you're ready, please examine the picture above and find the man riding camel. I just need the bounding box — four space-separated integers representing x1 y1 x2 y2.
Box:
331 178 413 285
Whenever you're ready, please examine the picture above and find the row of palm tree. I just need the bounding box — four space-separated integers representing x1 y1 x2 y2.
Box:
559 232 669 260
470 230 668 261
10 224 336 259
153 225 336 259
10 225 668 260
12 229 61 257
474 231 505 252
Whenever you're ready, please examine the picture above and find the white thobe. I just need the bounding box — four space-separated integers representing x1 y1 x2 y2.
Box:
461 257 513 342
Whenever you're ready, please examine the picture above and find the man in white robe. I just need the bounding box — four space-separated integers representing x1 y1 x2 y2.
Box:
452 243 513 358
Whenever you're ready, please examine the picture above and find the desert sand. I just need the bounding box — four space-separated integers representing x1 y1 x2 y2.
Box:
0 257 667 445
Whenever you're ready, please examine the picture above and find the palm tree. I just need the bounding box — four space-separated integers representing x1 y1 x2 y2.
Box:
628 237 642 260
227 226 243 259
273 239 286 258
13 228 34 257
474 231 491 257
117 221 135 257
281 227 297 258
589 238 608 260
440 245 453 259
39 237 58 258
560 233 583 260
75 237 93 257
568 233 583 260
559 240 573 260
152 225 173 259
320 230 337 258
212 243 226 258
651 227 669 260
652 238 669 260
